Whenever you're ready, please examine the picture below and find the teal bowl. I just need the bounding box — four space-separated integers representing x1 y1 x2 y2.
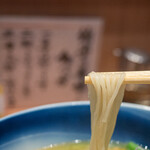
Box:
0 102 150 150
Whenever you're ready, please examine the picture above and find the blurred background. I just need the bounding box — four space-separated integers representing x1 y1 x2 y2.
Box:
0 0 150 116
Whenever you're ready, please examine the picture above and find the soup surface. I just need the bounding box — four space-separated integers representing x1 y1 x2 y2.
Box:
40 141 129 150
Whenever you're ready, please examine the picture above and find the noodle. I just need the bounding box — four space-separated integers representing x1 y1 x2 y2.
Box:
88 72 126 150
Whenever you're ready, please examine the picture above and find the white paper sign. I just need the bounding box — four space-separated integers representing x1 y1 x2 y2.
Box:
0 17 104 108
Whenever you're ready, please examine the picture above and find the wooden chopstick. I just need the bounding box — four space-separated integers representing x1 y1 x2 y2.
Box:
85 71 150 84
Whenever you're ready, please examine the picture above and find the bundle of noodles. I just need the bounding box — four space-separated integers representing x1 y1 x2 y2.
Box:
88 72 126 150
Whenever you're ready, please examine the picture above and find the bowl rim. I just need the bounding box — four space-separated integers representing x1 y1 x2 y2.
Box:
1 101 150 122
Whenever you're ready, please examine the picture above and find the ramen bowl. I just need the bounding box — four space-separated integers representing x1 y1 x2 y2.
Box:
0 101 150 150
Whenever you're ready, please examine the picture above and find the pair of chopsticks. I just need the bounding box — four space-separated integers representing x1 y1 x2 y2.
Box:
85 71 150 84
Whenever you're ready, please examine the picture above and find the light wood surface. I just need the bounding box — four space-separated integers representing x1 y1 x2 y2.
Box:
85 71 150 84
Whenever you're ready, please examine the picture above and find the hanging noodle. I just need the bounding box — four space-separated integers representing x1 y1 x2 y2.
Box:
88 72 126 150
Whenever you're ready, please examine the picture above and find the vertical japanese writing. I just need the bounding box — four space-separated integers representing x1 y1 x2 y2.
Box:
57 51 72 85
2 29 16 106
38 31 50 88
74 28 93 91
21 30 33 96
0 18 101 108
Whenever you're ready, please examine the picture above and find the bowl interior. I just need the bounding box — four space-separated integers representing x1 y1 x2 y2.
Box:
0 102 150 150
